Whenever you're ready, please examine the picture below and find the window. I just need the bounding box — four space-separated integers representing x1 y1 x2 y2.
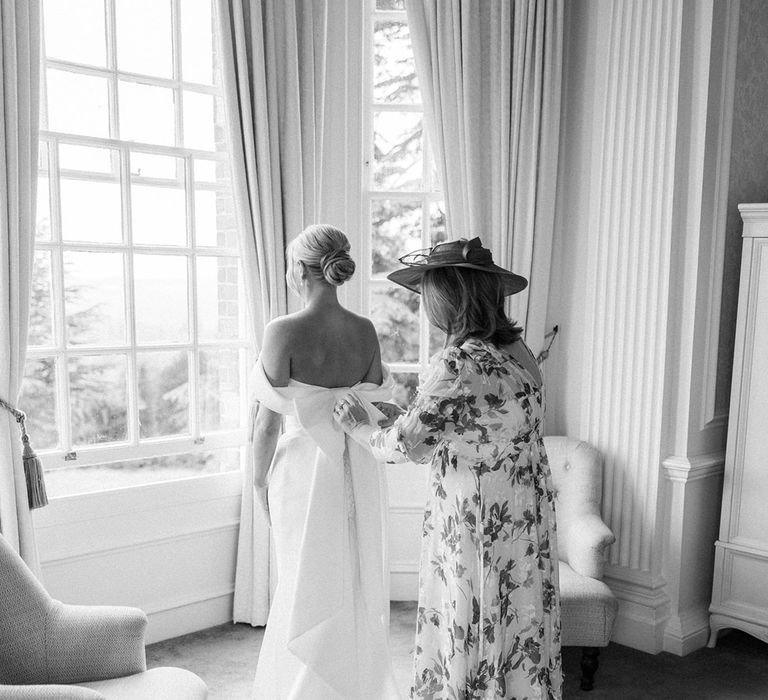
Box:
364 0 445 406
21 0 250 497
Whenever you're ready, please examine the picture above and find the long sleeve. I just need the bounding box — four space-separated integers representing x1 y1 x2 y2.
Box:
352 346 474 464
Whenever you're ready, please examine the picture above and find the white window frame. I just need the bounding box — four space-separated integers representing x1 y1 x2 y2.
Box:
362 1 444 383
30 0 251 484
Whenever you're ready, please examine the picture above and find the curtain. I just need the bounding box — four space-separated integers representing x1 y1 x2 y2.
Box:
405 0 564 353
0 0 42 573
216 0 328 625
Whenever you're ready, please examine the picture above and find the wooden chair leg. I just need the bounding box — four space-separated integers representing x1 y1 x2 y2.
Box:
580 646 600 691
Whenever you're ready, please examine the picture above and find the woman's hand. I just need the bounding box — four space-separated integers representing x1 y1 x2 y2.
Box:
334 392 370 433
254 482 271 527
373 401 405 428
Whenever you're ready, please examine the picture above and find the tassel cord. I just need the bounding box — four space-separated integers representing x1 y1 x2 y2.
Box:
0 396 26 425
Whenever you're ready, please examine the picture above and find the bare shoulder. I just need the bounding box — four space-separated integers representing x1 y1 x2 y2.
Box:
262 315 300 350
260 316 298 386
345 310 378 341
349 312 382 383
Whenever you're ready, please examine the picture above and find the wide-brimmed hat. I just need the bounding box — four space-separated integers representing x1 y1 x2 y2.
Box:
386 237 528 296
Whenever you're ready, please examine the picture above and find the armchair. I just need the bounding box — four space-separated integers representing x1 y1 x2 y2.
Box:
0 534 207 699
544 435 618 691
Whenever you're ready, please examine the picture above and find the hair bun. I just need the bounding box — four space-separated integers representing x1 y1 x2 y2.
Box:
320 248 355 286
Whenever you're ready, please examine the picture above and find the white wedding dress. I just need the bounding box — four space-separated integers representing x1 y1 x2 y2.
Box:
250 360 401 699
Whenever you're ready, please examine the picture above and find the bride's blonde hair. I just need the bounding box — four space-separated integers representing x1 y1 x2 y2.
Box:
286 225 356 294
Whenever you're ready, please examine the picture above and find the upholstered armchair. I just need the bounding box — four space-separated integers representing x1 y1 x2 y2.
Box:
0 534 207 699
544 436 618 691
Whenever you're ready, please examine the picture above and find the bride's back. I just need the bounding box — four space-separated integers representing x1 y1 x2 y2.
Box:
284 306 381 388
262 224 382 389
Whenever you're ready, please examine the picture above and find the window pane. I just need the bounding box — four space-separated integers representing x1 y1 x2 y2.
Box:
374 20 419 105
197 256 239 340
373 111 423 191
60 179 122 243
119 81 175 146
131 184 187 246
44 448 241 497
19 358 58 450
429 322 446 358
194 189 217 246
200 349 240 431
64 251 126 346
181 0 214 85
194 159 217 184
59 144 115 174
376 0 405 8
131 152 180 180
429 147 442 192
115 0 173 78
29 251 55 347
137 351 189 438
390 371 418 409
371 285 420 363
47 69 110 138
183 91 216 151
371 199 422 277
134 254 189 343
43 0 106 67
69 354 129 445
429 200 446 246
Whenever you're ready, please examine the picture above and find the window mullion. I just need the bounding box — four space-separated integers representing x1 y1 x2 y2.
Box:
186 154 200 441
121 144 139 446
38 429 248 470
39 57 49 131
40 130 226 161
106 0 119 140
48 137 72 453
172 0 184 151
370 102 423 113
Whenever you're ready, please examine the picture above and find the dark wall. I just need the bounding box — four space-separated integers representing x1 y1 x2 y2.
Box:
717 0 768 413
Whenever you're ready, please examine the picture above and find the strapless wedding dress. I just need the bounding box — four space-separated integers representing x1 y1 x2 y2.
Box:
250 360 401 699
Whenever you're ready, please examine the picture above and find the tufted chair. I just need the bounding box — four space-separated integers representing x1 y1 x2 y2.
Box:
0 534 207 699
544 436 618 691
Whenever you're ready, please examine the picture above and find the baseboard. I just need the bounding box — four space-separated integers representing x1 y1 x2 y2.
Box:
604 570 670 653
390 561 419 601
146 590 236 644
663 606 712 655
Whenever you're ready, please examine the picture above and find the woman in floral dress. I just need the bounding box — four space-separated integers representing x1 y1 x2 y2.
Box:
335 238 562 699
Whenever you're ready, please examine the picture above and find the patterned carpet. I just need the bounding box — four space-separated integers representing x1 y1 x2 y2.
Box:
146 601 768 699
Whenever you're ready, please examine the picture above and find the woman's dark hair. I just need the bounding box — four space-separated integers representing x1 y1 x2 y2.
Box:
421 267 523 346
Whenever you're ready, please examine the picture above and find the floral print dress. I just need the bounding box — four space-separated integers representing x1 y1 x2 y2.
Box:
366 338 562 699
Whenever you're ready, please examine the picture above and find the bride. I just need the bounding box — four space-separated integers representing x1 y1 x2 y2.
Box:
250 225 401 699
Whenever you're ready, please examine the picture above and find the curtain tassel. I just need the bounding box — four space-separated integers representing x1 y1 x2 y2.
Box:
0 397 49 509
21 421 48 509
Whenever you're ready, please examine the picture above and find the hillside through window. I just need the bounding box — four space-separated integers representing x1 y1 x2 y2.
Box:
21 0 250 497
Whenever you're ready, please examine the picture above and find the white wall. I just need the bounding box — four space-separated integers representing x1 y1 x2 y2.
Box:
34 472 242 644
546 0 745 655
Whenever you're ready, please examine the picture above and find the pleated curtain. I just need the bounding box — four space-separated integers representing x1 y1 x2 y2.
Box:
0 0 42 573
216 0 328 625
405 0 564 352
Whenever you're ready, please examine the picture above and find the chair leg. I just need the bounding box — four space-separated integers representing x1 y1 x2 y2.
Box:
580 646 600 691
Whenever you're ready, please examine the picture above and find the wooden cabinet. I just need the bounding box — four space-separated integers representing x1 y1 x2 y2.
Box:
709 204 768 647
